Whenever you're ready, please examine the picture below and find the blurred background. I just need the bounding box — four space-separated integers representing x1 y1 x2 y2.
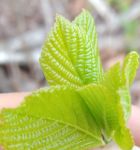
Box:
0 0 140 106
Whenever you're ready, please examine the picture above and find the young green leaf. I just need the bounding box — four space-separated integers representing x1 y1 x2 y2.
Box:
40 17 83 88
113 94 134 150
73 10 98 56
40 10 103 87
0 87 104 149
103 62 122 91
103 52 139 121
73 10 103 82
78 84 119 140
0 10 139 150
78 84 134 150
114 126 134 150
118 87 131 121
120 52 139 120
122 51 139 87
102 62 131 120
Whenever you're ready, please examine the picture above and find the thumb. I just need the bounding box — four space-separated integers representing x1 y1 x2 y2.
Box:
128 105 140 147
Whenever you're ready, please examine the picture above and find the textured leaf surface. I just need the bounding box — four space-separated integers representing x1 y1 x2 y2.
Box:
103 62 122 91
101 57 138 149
112 94 134 150
78 84 120 139
79 85 117 140
118 87 131 120
103 62 131 120
0 10 139 150
120 51 139 120
114 127 134 150
74 10 103 82
0 87 104 150
78 84 134 150
103 53 139 120
40 10 103 87
122 51 139 87
40 17 83 88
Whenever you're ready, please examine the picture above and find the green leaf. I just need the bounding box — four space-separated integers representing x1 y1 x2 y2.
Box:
78 84 120 140
0 87 104 149
118 87 131 121
114 127 134 150
40 17 83 88
0 10 139 150
103 52 139 121
73 10 98 56
103 62 131 120
103 62 122 91
100 55 137 149
113 95 134 150
122 51 139 87
73 10 103 82
120 51 139 120
40 10 103 87
78 84 134 150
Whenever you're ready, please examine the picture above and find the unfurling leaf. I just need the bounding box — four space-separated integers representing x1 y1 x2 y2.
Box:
0 10 139 150
122 51 139 87
40 10 103 87
103 52 139 121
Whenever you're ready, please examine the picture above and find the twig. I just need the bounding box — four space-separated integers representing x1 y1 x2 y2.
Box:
88 0 120 30
120 2 140 22
41 0 54 31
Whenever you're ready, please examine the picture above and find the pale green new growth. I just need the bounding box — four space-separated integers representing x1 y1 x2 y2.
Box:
0 10 139 150
122 51 139 87
40 10 103 87
0 87 104 149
